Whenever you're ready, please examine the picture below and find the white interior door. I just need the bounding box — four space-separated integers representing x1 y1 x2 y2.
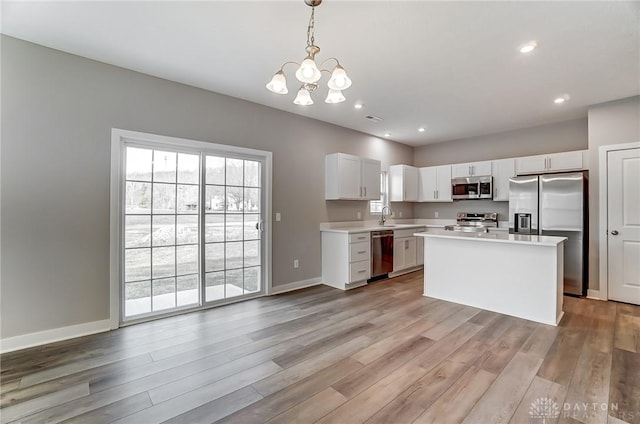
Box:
607 147 640 305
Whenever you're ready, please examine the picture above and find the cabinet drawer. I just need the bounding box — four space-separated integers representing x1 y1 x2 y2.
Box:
350 241 370 262
349 232 371 243
394 228 417 238
350 260 370 282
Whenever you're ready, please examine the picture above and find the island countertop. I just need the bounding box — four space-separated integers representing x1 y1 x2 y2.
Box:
414 229 566 247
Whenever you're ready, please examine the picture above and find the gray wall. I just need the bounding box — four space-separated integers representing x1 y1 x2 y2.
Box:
0 36 413 339
587 96 640 292
413 119 588 220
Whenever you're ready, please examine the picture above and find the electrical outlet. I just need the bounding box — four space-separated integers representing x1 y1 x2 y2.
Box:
275 212 281 222
435 211 439 218
293 259 299 269
357 212 362 220
399 211 403 218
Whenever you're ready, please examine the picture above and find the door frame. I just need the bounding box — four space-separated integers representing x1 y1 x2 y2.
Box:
598 141 640 301
109 128 273 329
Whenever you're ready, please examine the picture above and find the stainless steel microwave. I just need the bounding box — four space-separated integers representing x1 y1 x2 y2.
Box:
451 176 493 200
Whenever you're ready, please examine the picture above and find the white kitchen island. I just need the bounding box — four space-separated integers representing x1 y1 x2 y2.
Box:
415 230 567 326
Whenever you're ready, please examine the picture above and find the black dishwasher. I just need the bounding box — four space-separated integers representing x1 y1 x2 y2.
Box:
371 230 394 279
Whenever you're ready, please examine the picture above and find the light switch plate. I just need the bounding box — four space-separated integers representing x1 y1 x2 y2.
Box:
435 211 439 218
275 212 281 221
357 212 362 219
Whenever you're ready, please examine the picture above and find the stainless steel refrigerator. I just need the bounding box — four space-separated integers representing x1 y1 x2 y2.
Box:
509 172 588 296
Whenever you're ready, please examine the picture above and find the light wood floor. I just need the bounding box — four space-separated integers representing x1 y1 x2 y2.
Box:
1 271 639 424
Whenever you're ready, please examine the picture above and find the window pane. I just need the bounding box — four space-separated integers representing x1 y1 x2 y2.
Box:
125 248 150 282
152 278 176 311
226 187 243 212
226 269 244 298
226 215 243 241
226 242 243 269
152 183 176 214
244 240 260 268
226 158 243 186
205 243 224 272
206 156 225 185
176 215 198 245
177 275 199 306
205 271 225 301
125 281 151 316
125 215 150 248
152 215 175 246
126 147 152 181
152 246 175 278
244 161 260 187
244 188 260 212
153 151 176 183
244 214 260 240
177 185 198 214
205 215 224 243
178 153 199 184
244 267 260 293
177 245 198 275
205 186 225 213
126 182 151 214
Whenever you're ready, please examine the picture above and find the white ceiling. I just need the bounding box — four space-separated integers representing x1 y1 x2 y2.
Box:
2 1 639 146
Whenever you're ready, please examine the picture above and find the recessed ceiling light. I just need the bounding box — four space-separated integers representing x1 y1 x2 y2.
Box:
554 94 570 104
519 41 538 53
354 103 363 109
418 127 426 133
384 133 391 137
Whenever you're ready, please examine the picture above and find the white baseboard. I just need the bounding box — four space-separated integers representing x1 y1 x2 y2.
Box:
0 319 112 354
271 277 322 295
587 289 604 300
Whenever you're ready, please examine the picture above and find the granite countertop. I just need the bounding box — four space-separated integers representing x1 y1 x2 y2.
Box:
414 229 567 246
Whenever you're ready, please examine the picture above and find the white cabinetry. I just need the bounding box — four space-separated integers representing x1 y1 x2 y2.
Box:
452 161 492 178
416 227 425 266
491 158 516 201
516 151 585 175
393 228 420 272
418 166 452 202
389 165 419 202
322 231 371 290
325 153 381 200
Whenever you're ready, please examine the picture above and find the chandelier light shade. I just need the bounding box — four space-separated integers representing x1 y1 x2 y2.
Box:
266 0 352 106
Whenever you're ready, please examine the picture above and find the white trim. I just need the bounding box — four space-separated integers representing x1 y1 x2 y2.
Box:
587 289 603 300
0 319 111 354
110 128 273 322
271 277 322 294
598 141 640 302
389 266 423 279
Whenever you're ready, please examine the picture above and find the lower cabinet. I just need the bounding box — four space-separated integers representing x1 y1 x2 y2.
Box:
392 227 425 272
322 231 371 290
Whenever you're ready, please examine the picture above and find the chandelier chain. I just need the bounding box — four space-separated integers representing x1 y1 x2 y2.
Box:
307 6 316 48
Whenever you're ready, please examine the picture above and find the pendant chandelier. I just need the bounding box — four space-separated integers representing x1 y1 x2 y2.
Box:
266 0 352 105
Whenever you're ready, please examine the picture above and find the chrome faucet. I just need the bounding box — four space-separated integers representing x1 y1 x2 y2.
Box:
380 206 390 226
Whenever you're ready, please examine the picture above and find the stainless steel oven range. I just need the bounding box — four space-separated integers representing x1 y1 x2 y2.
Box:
444 212 499 233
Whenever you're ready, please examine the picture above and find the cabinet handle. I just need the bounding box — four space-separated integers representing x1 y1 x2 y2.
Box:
547 158 551 170
436 190 439 199
358 270 366 273
357 251 366 254
364 187 367 197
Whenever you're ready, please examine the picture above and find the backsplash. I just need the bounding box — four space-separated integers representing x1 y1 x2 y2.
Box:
414 199 509 221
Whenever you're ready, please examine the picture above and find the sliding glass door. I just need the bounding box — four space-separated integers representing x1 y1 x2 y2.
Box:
121 142 266 322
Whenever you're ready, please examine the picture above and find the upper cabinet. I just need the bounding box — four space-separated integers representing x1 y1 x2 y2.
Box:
451 160 493 178
418 165 452 202
491 158 516 201
516 151 585 175
325 153 381 200
389 165 419 202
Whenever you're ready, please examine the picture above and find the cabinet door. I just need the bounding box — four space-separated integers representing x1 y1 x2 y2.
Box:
451 163 472 178
435 165 453 201
416 235 424 266
547 151 583 172
403 237 417 268
492 158 515 201
418 167 437 201
516 155 547 175
393 238 404 271
361 158 381 200
338 155 362 199
404 166 419 201
471 161 492 176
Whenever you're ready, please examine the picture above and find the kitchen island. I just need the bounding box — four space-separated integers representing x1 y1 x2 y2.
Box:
415 230 567 326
